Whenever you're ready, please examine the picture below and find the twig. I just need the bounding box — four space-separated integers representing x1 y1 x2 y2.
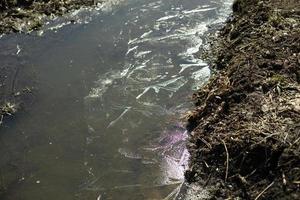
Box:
221 139 229 182
293 181 300 184
200 138 212 149
254 181 275 200
204 173 212 187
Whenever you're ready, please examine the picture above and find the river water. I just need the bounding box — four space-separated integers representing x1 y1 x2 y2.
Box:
0 0 231 199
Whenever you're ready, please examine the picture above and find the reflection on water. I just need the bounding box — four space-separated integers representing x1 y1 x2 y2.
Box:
0 0 231 199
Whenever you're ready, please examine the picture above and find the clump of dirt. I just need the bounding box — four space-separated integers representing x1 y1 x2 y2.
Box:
0 0 102 33
185 0 300 199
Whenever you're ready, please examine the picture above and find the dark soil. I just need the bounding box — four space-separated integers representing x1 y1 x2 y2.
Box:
185 0 300 199
0 0 102 33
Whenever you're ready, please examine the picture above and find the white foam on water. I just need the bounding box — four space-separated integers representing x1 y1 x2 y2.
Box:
39 0 126 34
107 107 132 128
157 14 180 22
140 30 153 38
125 45 138 55
136 87 151 99
135 76 187 99
177 22 207 55
179 62 207 74
192 66 210 80
83 0 233 198
182 6 217 15
135 50 152 58
85 70 125 99
118 148 142 160
161 156 185 182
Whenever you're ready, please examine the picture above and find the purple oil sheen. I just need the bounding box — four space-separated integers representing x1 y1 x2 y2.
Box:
147 123 190 182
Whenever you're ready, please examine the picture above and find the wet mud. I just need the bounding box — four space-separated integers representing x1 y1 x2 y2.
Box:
186 0 300 199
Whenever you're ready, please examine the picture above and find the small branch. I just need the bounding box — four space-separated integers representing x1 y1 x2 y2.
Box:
254 181 275 200
221 139 229 182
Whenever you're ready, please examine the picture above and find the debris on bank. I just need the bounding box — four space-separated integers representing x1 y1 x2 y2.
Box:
0 0 102 33
185 0 300 199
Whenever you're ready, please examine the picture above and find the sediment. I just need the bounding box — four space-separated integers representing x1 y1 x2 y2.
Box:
185 0 300 199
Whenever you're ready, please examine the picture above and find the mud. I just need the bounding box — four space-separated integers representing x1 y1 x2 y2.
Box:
185 0 300 199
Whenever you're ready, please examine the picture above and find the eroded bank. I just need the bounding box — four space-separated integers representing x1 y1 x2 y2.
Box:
186 0 300 199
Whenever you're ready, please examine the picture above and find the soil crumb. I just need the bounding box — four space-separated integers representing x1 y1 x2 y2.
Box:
185 0 300 199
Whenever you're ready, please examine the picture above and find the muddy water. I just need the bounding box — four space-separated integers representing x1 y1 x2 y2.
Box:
0 0 231 199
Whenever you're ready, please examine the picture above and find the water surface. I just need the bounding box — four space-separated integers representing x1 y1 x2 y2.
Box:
0 0 231 199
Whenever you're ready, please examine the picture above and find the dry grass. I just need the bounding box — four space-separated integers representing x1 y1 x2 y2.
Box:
185 0 300 199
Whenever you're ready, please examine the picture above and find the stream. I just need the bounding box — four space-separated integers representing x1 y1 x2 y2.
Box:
0 0 231 199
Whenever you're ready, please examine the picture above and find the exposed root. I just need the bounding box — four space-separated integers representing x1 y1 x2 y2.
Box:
254 181 274 200
221 139 229 182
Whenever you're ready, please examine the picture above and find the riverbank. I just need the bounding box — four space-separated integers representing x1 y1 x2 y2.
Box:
0 0 104 33
185 0 300 199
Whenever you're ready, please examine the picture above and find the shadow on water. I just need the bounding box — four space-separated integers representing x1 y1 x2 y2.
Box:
0 0 232 199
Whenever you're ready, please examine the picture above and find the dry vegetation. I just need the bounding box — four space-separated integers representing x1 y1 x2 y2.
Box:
0 0 100 33
185 0 300 199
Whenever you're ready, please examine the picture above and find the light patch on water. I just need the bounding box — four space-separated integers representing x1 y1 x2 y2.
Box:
179 62 207 74
15 44 22 56
135 50 152 58
85 70 125 99
182 6 217 15
157 14 180 22
191 66 211 90
139 125 190 184
118 148 143 159
107 106 131 128
125 45 138 55
82 0 233 199
37 0 127 35
136 76 187 99
84 0 230 192
136 87 151 99
140 30 153 38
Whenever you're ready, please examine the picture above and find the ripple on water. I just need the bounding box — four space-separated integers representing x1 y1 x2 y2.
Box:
82 0 232 199
0 0 233 199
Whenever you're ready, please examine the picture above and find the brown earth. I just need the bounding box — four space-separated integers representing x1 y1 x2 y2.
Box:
185 0 300 199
